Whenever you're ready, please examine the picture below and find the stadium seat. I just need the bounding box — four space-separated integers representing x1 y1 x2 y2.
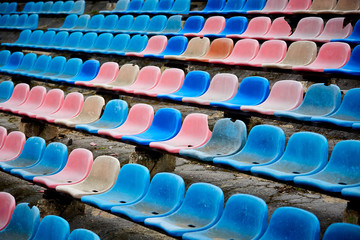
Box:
111 172 185 222
190 0 225 14
21 2 35 14
187 38 233 62
251 132 328 181
149 0 173 13
0 203 40 240
206 16 247 38
322 223 360 240
258 207 320 240
274 0 312 14
249 0 287 14
259 17 292 40
125 35 167 57
81 163 150 210
228 16 271 39
0 192 15 231
294 140 360 192
109 14 133 33
0 81 14 103
2 29 31 47
319 0 360 14
182 73 238 105
55 31 83 51
285 17 324 41
168 0 190 14
47 58 83 82
221 0 245 14
2 52 37 75
124 0 145 13
182 194 268 240
185 16 226 37
241 0 267 13
31 215 70 240
5 2 16 13
56 156 120 199
117 34 148 56
159 15 182 35
61 59 100 84
21 14 38 30
157 71 210 101
332 19 360 44
295 0 336 13
98 104 154 139
100 0 129 13
149 113 212 153
66 14 90 31
59 1 75 14
293 42 351 72
75 99 128 134
21 55 51 78
145 35 188 59
33 148 93 188
39 1 53 14
40 31 69 50
179 118 246 162
241 80 303 115
246 40 287 67
33 30 56 48
70 1 85 15
54 95 105 128
0 51 24 72
86 33 114 53
101 33 130 54
122 108 182 145
70 32 97 52
0 3 9 14
75 62 119 87
69 229 100 240
126 15 150 33
30 2 44 14
5 86 46 114
315 17 353 42
48 1 64 14
0 83 29 111
275 83 341 121
33 56 67 79
175 16 204 36
145 183 224 237
95 63 139 90
140 14 167 34
325 45 360 75
164 37 210 61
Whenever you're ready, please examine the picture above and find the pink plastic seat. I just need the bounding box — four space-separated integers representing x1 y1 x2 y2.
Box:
165 37 210 61
125 35 168 57
185 16 226 37
149 113 212 154
133 68 185 97
0 192 15 231
0 126 7 150
33 148 93 188
114 66 161 93
259 17 292 40
75 62 119 87
0 83 29 111
210 39 259 65
245 40 287 67
293 0 337 14
285 17 324 41
227 17 271 39
20 89 65 118
98 104 154 139
274 0 312 14
182 73 239 105
248 0 288 14
39 92 84 123
293 42 351 72
0 131 26 162
187 38 234 62
241 80 303 115
97 64 140 90
5 86 46 114
315 18 353 43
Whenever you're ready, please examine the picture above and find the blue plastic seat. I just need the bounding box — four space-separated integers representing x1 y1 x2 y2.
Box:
205 16 248 38
175 16 205 35
122 108 182 145
103 33 130 54
40 1 54 14
259 207 320 240
30 2 44 13
75 99 128 133
2 29 31 47
50 14 78 31
332 19 360 45
64 59 100 84
42 31 69 49
160 15 182 35
48 1 64 14
183 194 268 240
100 0 129 13
0 3 8 14
10 142 68 181
83 14 105 32
251 132 328 181
15 14 29 28
0 50 11 67
5 2 17 14
325 45 360 76
22 55 52 77
36 30 56 48
125 0 144 13
97 14 118 32
127 15 150 34
275 83 341 121
0 52 24 72
121 34 148 55
69 0 85 15
213 125 285 171
59 0 74 14
22 2 35 13
70 14 90 30
322 223 360 240
241 0 267 13
47 58 83 82
145 182 224 237
20 30 43 47
0 15 10 27
0 81 14 103
190 0 225 14
31 215 70 240
22 14 38 30
179 118 247 162
210 76 269 110
87 33 113 53
294 140 360 192
221 0 246 14
113 14 133 33
168 0 190 14
140 15 167 34
69 229 100 240
139 0 159 12
0 136 46 172
57 31 83 51
72 32 98 52
2 14 19 29
0 203 40 240
36 56 67 79
311 88 360 128
111 172 185 222
151 0 174 13
145 35 187 59
81 163 150 210
3 53 37 75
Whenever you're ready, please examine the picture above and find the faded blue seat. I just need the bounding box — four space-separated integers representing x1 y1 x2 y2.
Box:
83 14 105 32
58 0 74 14
139 15 167 34
160 15 182 35
63 59 100 84
325 45 360 76
69 229 100 240
48 1 64 14
145 182 224 237
112 14 134 33
0 50 11 67
39 1 54 14
120 34 148 55
258 207 320 240
0 136 45 172
183 194 268 240
14 14 28 28
0 15 9 27
168 0 190 14
103 33 130 54
42 31 69 50
2 29 31 47
210 76 269 110
36 56 67 79
311 88 360 128
0 52 24 72
145 35 187 59
10 142 68 181
294 140 360 192
5 2 17 14
221 0 246 14
22 55 52 77
47 58 83 82
31 215 70 240
50 14 77 31
127 15 150 34
205 16 248 38
86 33 113 53
322 223 360 240
21 14 38 30
71 32 98 52
96 14 118 32
75 99 129 133
69 14 90 31
0 203 40 240
213 125 285 171
150 0 173 13
35 30 56 48
175 16 204 35
2 14 19 29
122 108 182 145
157 71 210 101
180 118 247 162
100 0 129 14
251 132 328 181
111 172 185 222
241 0 267 13
275 84 341 121
21 2 35 14
332 19 360 45
0 3 8 14
17 30 43 47
3 53 37 75
139 0 158 12
190 0 225 14
81 163 150 210
0 81 14 103
30 2 44 14
69 1 85 15
125 0 144 13
57 31 83 51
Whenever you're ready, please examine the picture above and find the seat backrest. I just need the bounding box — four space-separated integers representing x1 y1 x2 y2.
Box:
58 58 83 77
180 37 210 58
114 14 134 31
234 76 269 106
0 15 9 26
198 16 226 35
225 39 259 61
283 0 312 11
151 68 185 93
5 14 19 27
317 17 353 40
146 15 167 32
31 215 70 240
113 0 130 12
77 32 98 49
240 16 271 37
16 14 28 27
70 0 85 14
40 1 53 13
241 0 267 12
37 142 68 172
92 33 113 51
130 65 161 89
334 0 360 11
70 95 105 123
251 40 287 64
178 16 204 34
27 30 44 46
60 14 78 29
265 17 292 38
145 108 182 135
31 2 44 13
73 14 90 29
94 99 128 126
202 38 233 59
308 0 337 11
221 16 247 35
22 2 35 13
55 92 84 118
312 42 351 68
200 73 238 100
10 136 46 166
37 88 64 113
0 83 26 108
331 88 360 120
38 30 56 46
63 31 83 48
0 192 15 231
162 15 182 33
51 31 69 47
28 55 52 74
223 0 245 12
279 40 317 66
159 35 188 55
72 59 100 81
0 80 14 103
100 14 118 30
156 0 174 12
0 131 25 158
5 2 17 13
108 34 130 52
92 61 119 82
86 14 105 30
124 34 148 53
171 71 210 97
201 0 225 12
2 51 24 69
44 56 67 75
0 3 8 13
129 14 150 32
0 50 10 67
119 103 154 130
60 0 74 13
323 223 360 240
290 17 324 39
49 1 64 13
16 52 37 71
171 0 190 13
126 0 144 11
259 0 288 12
14 29 32 45
140 0 159 12
112 63 140 86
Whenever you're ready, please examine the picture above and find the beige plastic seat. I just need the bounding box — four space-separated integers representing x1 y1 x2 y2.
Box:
54 95 105 127
186 38 234 62
97 64 140 90
293 0 336 14
263 41 317 69
319 0 360 14
164 37 210 61
55 156 120 199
